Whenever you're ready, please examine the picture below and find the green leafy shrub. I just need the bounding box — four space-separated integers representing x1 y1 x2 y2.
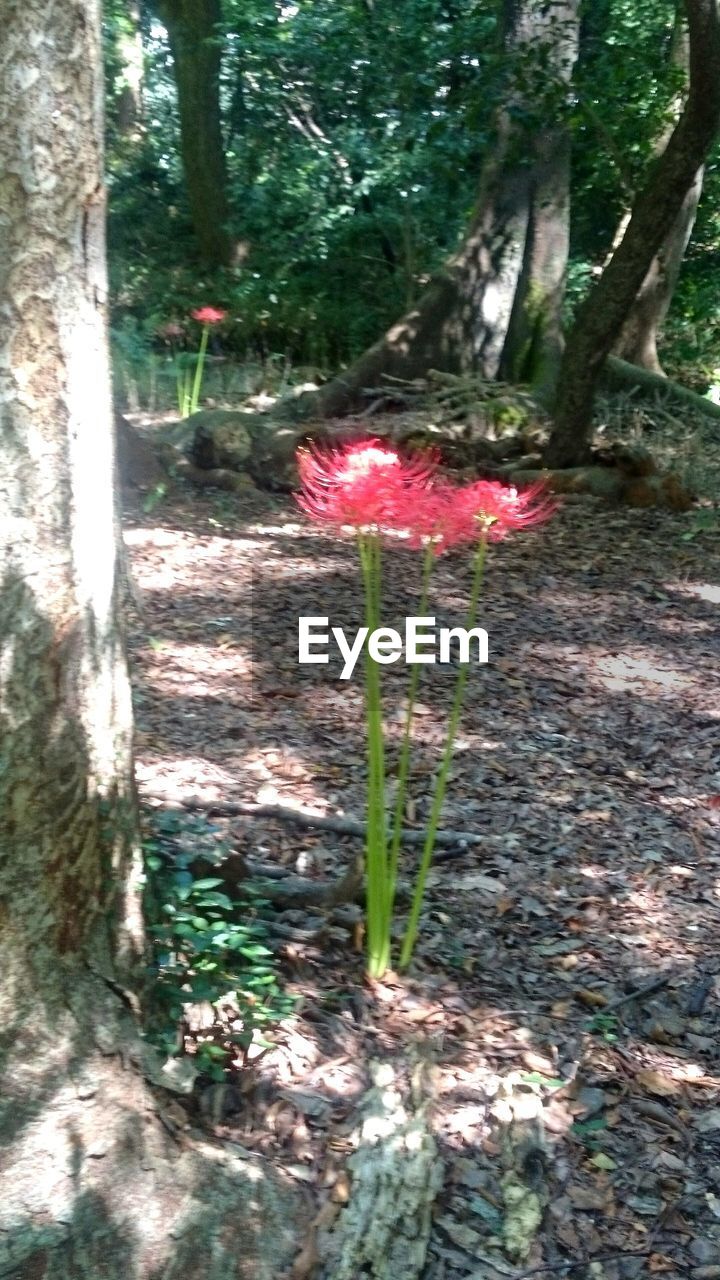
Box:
143 808 295 1077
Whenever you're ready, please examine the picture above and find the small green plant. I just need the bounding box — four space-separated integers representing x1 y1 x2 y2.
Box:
143 808 295 1076
175 352 196 419
572 1113 608 1150
142 482 167 514
588 1011 620 1043
681 507 719 541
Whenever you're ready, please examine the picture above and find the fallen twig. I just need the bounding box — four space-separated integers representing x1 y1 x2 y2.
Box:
143 791 482 850
598 973 670 1016
510 1253 650 1280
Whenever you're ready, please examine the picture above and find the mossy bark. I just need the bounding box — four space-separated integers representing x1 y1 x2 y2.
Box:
499 117 573 402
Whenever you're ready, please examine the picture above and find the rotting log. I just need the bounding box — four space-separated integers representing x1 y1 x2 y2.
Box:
316 1056 444 1280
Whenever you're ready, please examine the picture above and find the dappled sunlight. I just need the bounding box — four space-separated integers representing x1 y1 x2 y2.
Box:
124 522 260 596
138 639 252 695
593 650 694 696
671 579 720 605
527 636 707 708
136 755 237 796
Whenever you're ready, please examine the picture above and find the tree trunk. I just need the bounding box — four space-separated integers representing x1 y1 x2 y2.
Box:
499 113 573 402
115 0 145 136
613 18 704 375
156 0 233 267
0 4 300 1275
612 167 703 374
546 0 720 468
304 0 579 421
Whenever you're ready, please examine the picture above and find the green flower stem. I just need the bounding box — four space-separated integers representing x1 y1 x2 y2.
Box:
358 533 389 977
178 363 193 418
189 323 210 415
387 543 434 921
399 536 488 971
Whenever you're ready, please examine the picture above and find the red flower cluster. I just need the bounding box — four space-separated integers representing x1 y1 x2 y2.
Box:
296 440 437 533
296 440 556 545
455 478 558 542
191 306 227 325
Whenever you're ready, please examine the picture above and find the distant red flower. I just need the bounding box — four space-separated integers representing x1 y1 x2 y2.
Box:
191 306 227 325
296 439 438 534
456 478 557 541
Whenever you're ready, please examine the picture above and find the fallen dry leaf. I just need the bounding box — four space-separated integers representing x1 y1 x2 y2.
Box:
636 1069 683 1098
574 988 608 1009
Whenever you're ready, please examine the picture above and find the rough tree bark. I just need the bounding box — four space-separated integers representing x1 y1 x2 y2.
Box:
0 4 300 1276
299 0 579 420
546 0 720 468
614 18 703 374
155 0 233 267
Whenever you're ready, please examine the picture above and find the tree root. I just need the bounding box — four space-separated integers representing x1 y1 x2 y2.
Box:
501 461 694 510
604 355 720 421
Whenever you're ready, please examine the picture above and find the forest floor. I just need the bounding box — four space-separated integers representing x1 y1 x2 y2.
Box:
124 462 720 1280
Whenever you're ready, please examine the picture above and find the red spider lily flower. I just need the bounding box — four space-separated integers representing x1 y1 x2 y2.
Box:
296 439 438 534
392 483 473 554
456 478 557 541
191 306 227 325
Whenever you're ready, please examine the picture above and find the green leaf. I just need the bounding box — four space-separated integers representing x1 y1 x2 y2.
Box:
195 892 234 910
590 1152 617 1171
572 1115 607 1136
520 1072 567 1090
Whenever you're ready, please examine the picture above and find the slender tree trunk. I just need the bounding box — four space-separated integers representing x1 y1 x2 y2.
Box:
305 0 579 420
116 0 145 136
0 4 300 1274
613 17 703 374
156 0 233 267
612 166 702 373
546 0 720 468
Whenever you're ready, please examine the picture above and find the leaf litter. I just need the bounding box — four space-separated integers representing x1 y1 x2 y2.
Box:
124 475 720 1280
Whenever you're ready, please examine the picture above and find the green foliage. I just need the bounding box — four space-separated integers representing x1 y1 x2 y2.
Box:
572 1113 609 1150
571 0 684 258
680 507 720 541
106 0 498 371
143 808 295 1078
660 170 720 389
104 0 720 393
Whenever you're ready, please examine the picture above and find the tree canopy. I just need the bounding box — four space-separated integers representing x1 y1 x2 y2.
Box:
104 0 720 393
